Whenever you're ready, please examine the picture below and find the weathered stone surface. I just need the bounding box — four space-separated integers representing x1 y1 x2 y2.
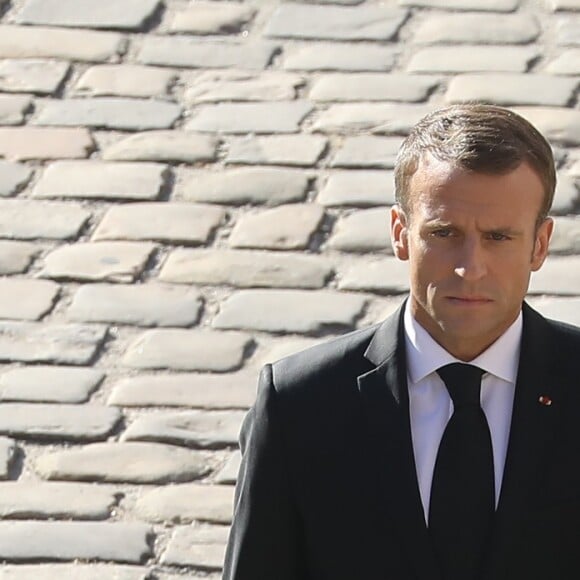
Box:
123 329 251 372
0 200 90 240
103 131 217 163
445 74 578 107
170 2 255 34
282 43 396 72
36 442 210 484
0 25 123 62
513 107 580 145
134 483 234 524
528 297 580 326
0 521 152 563
162 525 228 569
556 17 580 45
255 336 324 366
0 437 15 480
0 95 31 126
310 74 438 102
553 174 579 213
0 161 32 196
546 49 580 74
15 0 161 31
399 0 518 9
0 366 104 404
108 371 256 409
0 279 59 321
178 167 309 206
550 0 580 9
407 46 537 73
93 203 224 245
215 451 241 484
529 256 580 295
75 65 175 98
229 204 324 251
0 565 149 580
265 5 408 41
331 136 402 169
39 242 155 283
0 128 93 161
186 101 313 134
414 14 539 44
213 290 366 333
312 103 432 135
137 37 276 69
0 241 38 274
68 283 202 327
184 70 302 104
33 98 181 131
571 158 580 177
226 135 326 167
338 258 409 293
0 322 106 365
0 59 69 95
0 482 116 520
327 208 391 252
318 171 395 206
159 249 332 289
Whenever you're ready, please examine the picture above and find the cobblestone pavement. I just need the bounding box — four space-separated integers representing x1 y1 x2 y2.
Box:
0 0 578 578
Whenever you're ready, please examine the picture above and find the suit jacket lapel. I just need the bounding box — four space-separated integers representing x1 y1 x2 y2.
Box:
357 304 441 580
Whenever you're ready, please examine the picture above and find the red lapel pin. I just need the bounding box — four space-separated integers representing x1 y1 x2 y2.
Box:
538 395 552 406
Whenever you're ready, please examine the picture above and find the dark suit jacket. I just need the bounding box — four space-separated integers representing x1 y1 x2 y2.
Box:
223 302 580 580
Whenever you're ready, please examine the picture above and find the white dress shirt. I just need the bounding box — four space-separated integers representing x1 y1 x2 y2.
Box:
403 303 522 521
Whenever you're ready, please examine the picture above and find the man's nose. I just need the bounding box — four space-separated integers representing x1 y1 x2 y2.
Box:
454 238 487 281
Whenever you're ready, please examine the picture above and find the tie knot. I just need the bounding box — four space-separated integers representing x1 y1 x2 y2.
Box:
437 363 484 408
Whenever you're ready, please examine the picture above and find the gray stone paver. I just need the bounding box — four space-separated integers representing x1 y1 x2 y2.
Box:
162 525 228 568
0 565 150 580
0 162 32 196
550 0 580 9
327 208 391 253
169 1 256 34
400 0 519 9
528 297 580 326
529 256 580 295
0 95 31 126
338 258 410 294
556 17 580 45
546 49 580 74
0 279 59 321
551 217 580 254
0 438 15 480
330 136 402 169
0 60 69 95
0 241 38 274
513 107 580 145
553 174 579 213
318 171 395 206
215 451 241 484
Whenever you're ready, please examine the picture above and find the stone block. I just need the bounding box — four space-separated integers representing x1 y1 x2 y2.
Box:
529 256 580 295
399 0 518 9
39 242 155 283
0 403 120 441
103 131 217 163
553 174 578 213
556 17 580 45
550 0 580 9
36 442 211 484
123 329 251 372
546 49 580 74
0 322 106 365
170 2 256 34
0 438 15 480
0 128 93 161
445 74 578 107
0 366 104 404
68 283 202 327
122 410 245 448
108 371 256 409
15 0 161 31
178 167 309 206
0 95 31 126
265 4 408 41
0 521 152 563
0 25 123 62
407 46 537 73
92 203 224 245
0 279 59 321
229 204 324 250
328 208 391 253
137 37 276 69
513 107 580 145
337 258 410 293
162 525 228 569
226 135 326 167
0 482 116 520
549 217 580 254
0 565 149 580
213 290 366 333
33 161 166 201
159 249 332 289
134 483 234 524
255 336 324 366
282 42 396 72
33 98 181 131
0 162 32 196
318 171 395 206
413 14 539 44
0 241 38 274
215 451 241 484
331 136 402 169
528 297 580 326
310 73 438 102
186 101 313 134
0 59 69 95
0 200 90 240
312 103 432 135
75 65 175 98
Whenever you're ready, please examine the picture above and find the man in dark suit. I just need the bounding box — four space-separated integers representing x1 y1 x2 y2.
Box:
223 104 580 580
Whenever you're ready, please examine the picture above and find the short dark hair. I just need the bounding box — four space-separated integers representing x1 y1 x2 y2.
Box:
394 104 556 226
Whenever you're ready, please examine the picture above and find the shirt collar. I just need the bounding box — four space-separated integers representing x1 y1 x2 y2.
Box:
403 301 522 384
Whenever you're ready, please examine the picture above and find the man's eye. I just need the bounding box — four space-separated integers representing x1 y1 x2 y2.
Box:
489 232 509 241
431 229 452 238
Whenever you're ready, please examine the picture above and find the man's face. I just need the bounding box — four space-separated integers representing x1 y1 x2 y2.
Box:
391 156 553 361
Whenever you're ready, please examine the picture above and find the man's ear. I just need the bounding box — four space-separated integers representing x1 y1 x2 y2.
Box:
531 217 554 271
391 205 409 261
